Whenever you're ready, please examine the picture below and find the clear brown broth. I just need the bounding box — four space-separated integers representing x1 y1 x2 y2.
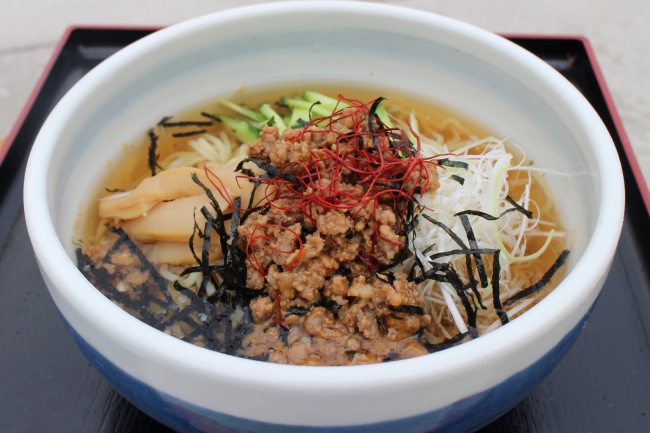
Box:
81 85 567 361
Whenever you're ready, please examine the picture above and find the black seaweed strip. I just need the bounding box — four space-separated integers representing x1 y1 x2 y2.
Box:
200 112 222 123
227 197 245 287
239 206 262 226
421 214 468 250
191 173 229 254
158 116 213 127
459 214 489 288
367 97 387 156
417 214 483 307
437 159 469 169
492 250 509 325
335 267 352 277
412 262 450 284
367 97 386 135
375 272 396 285
76 250 139 310
236 158 301 186
104 228 127 263
286 307 310 316
422 332 471 353
198 213 212 298
242 173 269 210
407 262 417 281
201 206 228 273
147 129 162 177
446 267 477 330
454 208 517 220
173 281 189 292
503 250 570 306
464 251 482 309
172 130 207 138
427 248 498 261
506 195 534 218
108 227 171 303
308 101 321 121
239 168 255 178
388 305 424 315
188 208 201 265
77 249 169 328
450 174 465 185
105 188 125 193
421 244 437 255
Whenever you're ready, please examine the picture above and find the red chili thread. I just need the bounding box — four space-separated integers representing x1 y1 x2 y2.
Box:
215 95 441 273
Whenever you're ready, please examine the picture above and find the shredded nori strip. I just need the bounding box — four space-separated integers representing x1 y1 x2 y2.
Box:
375 272 396 285
427 248 498 261
286 307 310 316
445 266 478 332
308 101 321 121
200 112 222 123
147 129 163 177
437 158 469 169
388 305 425 315
421 214 468 250
459 214 489 289
188 208 201 265
491 250 509 325
76 249 169 329
197 212 213 298
450 174 465 185
504 250 570 306
173 281 190 292
422 332 472 353
158 116 213 127
334 267 352 277
368 97 386 153
191 173 229 254
236 158 301 186
505 195 534 219
454 208 518 220
108 226 171 303
105 188 125 193
411 261 451 285
223 197 248 294
172 129 207 138
382 351 399 362
367 96 386 135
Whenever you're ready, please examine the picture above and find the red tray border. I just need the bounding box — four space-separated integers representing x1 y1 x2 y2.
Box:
3 27 647 216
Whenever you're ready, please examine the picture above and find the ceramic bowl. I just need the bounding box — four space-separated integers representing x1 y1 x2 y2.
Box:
24 2 624 432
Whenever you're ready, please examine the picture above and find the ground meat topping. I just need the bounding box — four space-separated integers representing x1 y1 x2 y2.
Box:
233 99 440 365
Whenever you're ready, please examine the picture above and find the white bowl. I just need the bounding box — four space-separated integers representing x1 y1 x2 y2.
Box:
24 2 624 432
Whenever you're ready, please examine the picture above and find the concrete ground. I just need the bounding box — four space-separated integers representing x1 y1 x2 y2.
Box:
1 0 648 186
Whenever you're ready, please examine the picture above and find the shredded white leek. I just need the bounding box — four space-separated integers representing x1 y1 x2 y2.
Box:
411 129 564 335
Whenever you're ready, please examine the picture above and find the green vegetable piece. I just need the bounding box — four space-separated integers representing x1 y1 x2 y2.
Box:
220 115 260 143
289 108 311 127
219 100 266 122
374 103 393 128
303 91 349 112
259 103 287 134
280 97 330 118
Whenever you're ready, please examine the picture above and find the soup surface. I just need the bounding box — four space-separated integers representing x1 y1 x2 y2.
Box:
77 87 568 365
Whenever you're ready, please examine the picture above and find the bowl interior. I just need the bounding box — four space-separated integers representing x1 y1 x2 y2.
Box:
52 9 598 264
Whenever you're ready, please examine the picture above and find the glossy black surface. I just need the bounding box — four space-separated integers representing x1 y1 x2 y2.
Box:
0 30 648 432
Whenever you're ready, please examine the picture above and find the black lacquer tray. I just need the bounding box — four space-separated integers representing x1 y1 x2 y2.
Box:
0 28 648 433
